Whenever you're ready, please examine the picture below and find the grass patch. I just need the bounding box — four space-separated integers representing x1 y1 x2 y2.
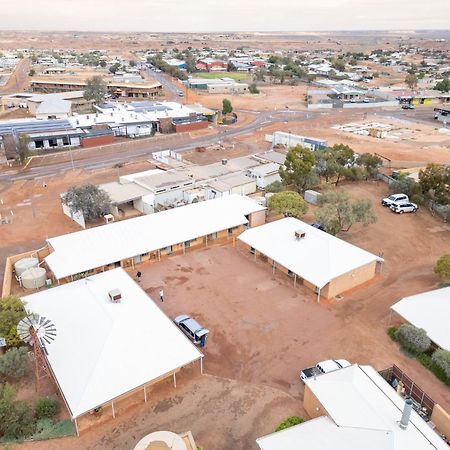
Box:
195 72 249 81
33 419 76 441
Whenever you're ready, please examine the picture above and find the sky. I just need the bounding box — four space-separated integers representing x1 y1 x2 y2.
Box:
1 0 450 32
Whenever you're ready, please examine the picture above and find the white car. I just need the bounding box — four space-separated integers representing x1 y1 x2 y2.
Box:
381 193 409 207
391 202 418 214
300 359 351 382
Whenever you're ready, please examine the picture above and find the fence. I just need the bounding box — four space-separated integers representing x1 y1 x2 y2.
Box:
379 364 435 416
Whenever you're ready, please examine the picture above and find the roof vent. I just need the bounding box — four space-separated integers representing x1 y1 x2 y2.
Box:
400 398 413 430
108 289 122 303
295 230 306 239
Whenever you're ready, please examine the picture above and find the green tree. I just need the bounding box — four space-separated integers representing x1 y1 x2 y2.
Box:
83 76 108 105
265 180 283 193
17 134 30 164
61 184 112 222
249 83 260 94
419 164 450 205
28 69 36 77
314 190 376 235
405 73 418 90
331 57 346 72
109 62 121 74
99 60 107 68
222 98 233 115
356 153 382 176
395 324 430 354
315 144 355 185
279 145 316 193
0 383 35 439
435 78 450 93
434 254 450 280
268 191 308 218
0 296 26 347
0 347 30 379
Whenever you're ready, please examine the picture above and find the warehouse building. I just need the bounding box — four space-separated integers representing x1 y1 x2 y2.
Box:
46 195 266 282
257 364 448 450
186 77 248 94
268 131 328 151
21 268 203 434
390 287 450 350
237 218 382 301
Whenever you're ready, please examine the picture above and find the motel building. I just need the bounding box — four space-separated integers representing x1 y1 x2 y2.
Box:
43 195 266 284
237 217 383 301
21 268 203 434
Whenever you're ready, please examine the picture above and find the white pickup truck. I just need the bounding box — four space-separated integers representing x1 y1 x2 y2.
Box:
300 359 351 382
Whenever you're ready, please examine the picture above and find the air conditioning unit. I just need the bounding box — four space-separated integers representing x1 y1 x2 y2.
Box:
108 289 122 303
295 230 306 239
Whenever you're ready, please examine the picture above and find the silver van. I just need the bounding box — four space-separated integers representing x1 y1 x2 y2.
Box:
174 315 209 347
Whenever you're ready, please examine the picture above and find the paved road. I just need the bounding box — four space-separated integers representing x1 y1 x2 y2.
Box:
0 109 317 182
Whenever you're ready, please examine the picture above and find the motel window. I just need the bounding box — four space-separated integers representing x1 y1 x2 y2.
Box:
287 270 294 278
228 226 237 235
250 247 256 255
165 245 173 254
184 240 191 248
209 232 217 240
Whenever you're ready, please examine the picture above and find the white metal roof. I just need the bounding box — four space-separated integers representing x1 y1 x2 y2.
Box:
238 218 382 288
256 416 393 450
21 268 202 419
301 365 447 450
391 287 450 350
36 99 72 115
46 195 265 280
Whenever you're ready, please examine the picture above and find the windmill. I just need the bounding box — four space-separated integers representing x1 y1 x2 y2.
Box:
17 313 56 392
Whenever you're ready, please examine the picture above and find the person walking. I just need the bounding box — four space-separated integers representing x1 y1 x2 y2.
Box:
159 289 164 302
136 271 142 283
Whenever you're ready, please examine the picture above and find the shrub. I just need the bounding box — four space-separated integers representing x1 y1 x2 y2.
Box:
0 347 30 379
387 327 398 341
275 416 304 432
0 396 35 439
265 180 283 193
431 349 450 379
395 324 431 354
434 255 450 280
35 397 59 420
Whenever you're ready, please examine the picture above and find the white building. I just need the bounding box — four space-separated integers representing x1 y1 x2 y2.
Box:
47 194 266 281
247 162 281 189
268 131 328 151
391 287 450 350
238 218 382 300
257 364 448 450
21 268 203 429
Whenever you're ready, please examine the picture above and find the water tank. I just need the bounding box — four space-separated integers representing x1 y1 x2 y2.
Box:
21 267 47 290
14 257 39 277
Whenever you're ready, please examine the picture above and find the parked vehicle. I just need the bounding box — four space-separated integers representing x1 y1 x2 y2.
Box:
402 104 415 110
381 193 409 207
300 359 351 382
174 315 209 347
178 91 184 97
311 222 326 232
391 202 418 214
